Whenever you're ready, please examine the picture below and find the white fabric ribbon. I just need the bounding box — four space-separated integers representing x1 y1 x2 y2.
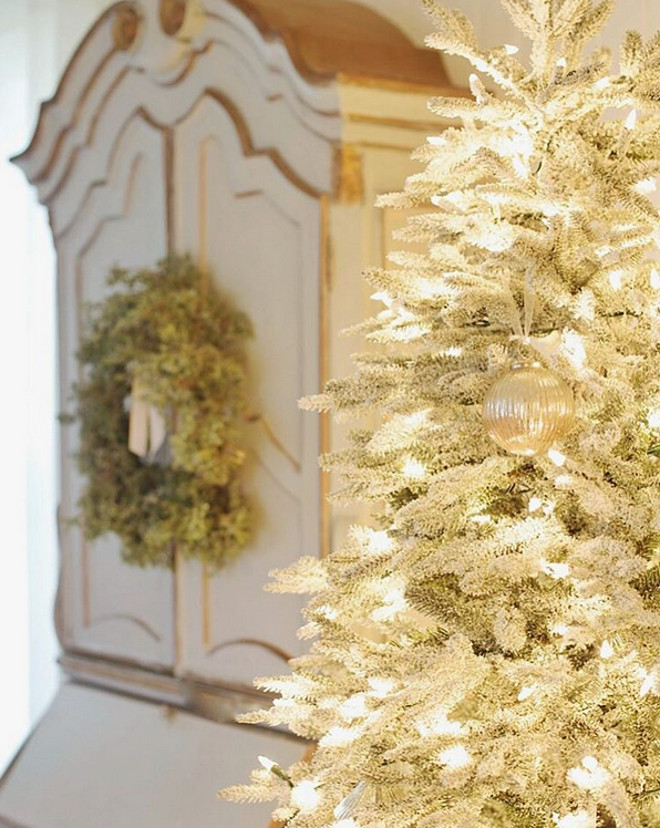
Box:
502 265 535 342
501 266 562 359
128 377 168 462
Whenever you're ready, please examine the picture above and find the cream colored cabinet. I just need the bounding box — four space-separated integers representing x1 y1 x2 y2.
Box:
1 2 459 825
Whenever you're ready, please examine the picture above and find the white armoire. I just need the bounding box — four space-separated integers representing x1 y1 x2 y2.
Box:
0 1 459 825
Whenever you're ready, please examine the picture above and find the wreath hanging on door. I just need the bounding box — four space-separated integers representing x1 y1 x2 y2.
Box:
69 256 253 568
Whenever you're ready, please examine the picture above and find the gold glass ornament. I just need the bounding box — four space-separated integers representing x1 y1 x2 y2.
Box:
483 361 575 457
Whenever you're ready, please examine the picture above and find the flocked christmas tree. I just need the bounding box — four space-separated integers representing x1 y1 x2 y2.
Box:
223 1 660 826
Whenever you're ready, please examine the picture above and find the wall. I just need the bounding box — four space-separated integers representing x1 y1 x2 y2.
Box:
357 0 660 87
0 0 111 775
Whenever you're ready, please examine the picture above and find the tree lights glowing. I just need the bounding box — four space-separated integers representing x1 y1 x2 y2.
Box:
222 1 660 826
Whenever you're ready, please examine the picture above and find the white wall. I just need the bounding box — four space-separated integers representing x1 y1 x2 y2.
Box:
357 0 660 86
0 0 111 775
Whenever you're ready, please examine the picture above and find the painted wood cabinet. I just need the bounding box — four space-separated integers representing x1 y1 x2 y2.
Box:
1 1 459 825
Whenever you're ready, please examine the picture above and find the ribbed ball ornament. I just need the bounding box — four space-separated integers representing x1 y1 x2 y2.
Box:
483 361 575 457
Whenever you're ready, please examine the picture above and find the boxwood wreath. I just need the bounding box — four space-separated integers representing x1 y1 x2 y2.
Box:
70 256 253 568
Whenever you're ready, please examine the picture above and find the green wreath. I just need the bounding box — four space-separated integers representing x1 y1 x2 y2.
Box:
71 256 253 568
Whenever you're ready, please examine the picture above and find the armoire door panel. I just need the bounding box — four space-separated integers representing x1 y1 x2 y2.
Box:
172 95 321 685
57 114 175 668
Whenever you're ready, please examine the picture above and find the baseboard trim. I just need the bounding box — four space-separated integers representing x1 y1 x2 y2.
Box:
58 651 301 741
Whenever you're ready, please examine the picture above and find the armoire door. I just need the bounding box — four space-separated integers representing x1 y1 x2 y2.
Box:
55 109 176 669
172 93 324 685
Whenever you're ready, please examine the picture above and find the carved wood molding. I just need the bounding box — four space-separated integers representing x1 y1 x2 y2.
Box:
12 0 341 193
59 651 309 742
12 0 461 204
221 0 449 86
51 89 324 245
159 0 187 36
333 144 364 204
112 3 141 50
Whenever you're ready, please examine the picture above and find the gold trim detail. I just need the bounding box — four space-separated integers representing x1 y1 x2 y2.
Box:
319 193 331 560
338 71 470 98
346 112 446 133
245 413 302 473
333 145 364 204
206 637 293 662
112 3 140 51
218 0 451 88
159 0 187 37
